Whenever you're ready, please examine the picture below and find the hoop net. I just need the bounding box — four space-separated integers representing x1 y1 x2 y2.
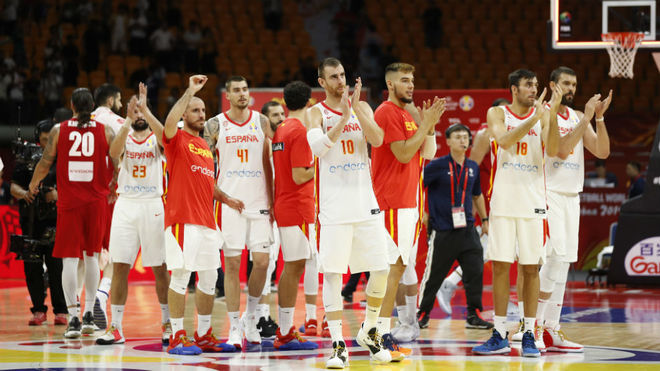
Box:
601 32 645 79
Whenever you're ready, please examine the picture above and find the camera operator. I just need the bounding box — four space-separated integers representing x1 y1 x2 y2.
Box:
11 118 67 326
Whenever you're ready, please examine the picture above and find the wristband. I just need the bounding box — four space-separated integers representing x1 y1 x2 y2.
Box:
481 217 489 222
595 117 604 122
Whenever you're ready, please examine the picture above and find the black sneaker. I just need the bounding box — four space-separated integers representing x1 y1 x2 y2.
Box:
257 316 278 339
81 311 95 335
466 314 494 329
341 292 353 303
64 316 81 338
417 311 430 329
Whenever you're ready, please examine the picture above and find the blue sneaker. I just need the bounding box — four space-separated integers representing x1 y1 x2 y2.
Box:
472 329 511 355
274 327 319 350
381 333 408 361
167 330 202 355
521 330 541 357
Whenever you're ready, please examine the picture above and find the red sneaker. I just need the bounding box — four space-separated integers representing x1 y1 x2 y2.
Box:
321 318 330 338
274 327 319 350
29 312 46 326
194 327 237 352
300 319 318 336
54 313 68 326
167 330 202 355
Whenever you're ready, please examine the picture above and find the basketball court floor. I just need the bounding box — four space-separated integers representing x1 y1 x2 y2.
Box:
1 280 659 370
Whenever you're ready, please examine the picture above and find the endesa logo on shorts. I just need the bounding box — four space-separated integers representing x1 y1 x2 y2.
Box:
226 169 263 178
552 160 580 170
329 162 367 173
123 185 158 193
625 236 660 276
501 161 539 172
191 165 214 178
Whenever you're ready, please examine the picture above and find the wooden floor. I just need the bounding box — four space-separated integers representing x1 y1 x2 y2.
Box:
1 281 660 370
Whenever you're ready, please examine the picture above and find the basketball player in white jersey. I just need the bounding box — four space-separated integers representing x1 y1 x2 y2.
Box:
472 69 560 358
90 83 125 330
96 86 171 345
203 76 274 349
308 57 396 368
535 66 612 352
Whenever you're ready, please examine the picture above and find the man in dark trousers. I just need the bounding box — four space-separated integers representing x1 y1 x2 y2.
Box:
417 124 493 330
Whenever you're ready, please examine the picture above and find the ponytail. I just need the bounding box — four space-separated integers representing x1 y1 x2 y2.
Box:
71 88 95 128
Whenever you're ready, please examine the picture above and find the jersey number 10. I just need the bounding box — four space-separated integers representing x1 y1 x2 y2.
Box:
340 140 354 155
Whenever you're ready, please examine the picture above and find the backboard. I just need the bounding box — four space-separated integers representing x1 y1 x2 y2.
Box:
549 0 660 50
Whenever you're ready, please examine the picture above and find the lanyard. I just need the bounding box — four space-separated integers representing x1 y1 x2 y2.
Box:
449 160 468 207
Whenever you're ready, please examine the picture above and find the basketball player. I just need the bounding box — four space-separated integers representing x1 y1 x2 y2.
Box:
433 98 509 317
372 63 444 349
263 100 321 338
472 69 560 357
29 88 115 338
536 66 611 352
308 57 395 368
269 81 319 351
91 83 125 330
96 85 171 345
162 75 244 355
203 76 274 349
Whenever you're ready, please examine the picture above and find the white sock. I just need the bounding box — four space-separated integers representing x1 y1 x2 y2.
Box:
197 314 211 335
517 301 525 322
494 315 507 338
171 317 184 335
328 319 343 343
544 303 562 330
110 304 124 331
228 311 240 328
98 276 112 295
396 305 408 323
524 317 536 333
447 269 462 286
536 299 548 327
377 317 391 335
261 303 271 318
160 303 169 324
246 295 260 318
279 307 295 333
305 303 316 321
405 295 417 324
364 305 379 330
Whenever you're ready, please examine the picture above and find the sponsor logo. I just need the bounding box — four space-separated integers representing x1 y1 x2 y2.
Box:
188 142 213 158
329 162 367 173
226 134 259 143
123 185 158 193
459 95 474 112
501 161 539 172
534 208 546 215
125 150 156 160
625 237 660 276
371 209 381 215
272 142 284 152
259 209 270 215
552 161 580 170
507 125 538 136
225 169 263 178
191 165 214 177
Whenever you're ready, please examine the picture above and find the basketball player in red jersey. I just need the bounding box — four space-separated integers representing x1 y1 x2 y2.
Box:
29 88 116 339
162 75 244 355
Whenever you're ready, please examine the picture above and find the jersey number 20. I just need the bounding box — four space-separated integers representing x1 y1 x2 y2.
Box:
69 132 95 157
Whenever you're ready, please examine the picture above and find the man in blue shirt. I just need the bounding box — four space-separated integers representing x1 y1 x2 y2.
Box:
626 161 645 198
417 124 492 329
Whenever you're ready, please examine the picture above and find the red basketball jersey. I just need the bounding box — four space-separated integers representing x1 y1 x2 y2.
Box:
56 118 110 210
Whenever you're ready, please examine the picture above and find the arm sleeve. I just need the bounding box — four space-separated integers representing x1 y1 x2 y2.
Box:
307 128 334 158
291 127 314 168
375 107 407 145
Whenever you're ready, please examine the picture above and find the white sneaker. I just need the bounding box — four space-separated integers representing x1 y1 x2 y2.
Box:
64 316 81 339
96 325 125 345
241 314 261 344
534 325 546 352
436 280 456 315
161 320 172 345
356 324 391 364
512 320 524 342
326 340 349 369
544 328 584 353
226 323 243 350
391 321 420 343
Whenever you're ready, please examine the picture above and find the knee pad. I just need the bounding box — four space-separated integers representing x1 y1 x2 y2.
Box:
196 269 218 296
322 273 343 312
365 269 388 299
169 269 191 295
400 262 418 286
304 256 319 296
539 258 569 293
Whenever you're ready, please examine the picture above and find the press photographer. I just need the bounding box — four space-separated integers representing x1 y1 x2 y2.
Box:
10 117 68 326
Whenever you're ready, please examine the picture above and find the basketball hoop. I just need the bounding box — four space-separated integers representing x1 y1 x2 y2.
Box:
601 32 645 79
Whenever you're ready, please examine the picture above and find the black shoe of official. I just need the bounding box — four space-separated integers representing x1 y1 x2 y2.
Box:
341 292 353 303
417 310 430 329
257 316 278 339
466 314 494 329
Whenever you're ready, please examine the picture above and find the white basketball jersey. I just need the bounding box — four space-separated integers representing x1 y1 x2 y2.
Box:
313 102 381 225
117 132 164 198
215 110 269 218
91 106 124 135
490 106 546 218
545 106 584 194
